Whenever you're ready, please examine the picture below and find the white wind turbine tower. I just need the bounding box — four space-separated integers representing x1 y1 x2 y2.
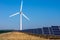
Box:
9 0 30 30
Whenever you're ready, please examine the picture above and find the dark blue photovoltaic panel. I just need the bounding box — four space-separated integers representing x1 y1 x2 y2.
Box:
22 30 29 32
22 28 42 34
28 28 42 34
51 26 60 35
48 26 60 35
36 28 42 34
49 27 53 35
28 29 32 33
32 28 42 34
53 30 60 35
32 29 37 34
52 26 59 30
43 27 50 35
22 26 60 35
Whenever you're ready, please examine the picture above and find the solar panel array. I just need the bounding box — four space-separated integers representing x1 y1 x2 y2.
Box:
43 27 50 35
22 26 60 36
51 26 60 35
22 28 42 34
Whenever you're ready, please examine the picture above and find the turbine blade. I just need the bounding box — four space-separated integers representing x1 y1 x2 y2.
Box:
22 13 30 21
20 0 23 12
9 12 19 17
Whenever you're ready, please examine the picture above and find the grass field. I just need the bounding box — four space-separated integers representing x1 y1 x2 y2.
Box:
0 30 60 40
0 31 49 40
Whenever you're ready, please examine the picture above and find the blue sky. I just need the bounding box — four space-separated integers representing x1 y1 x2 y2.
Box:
0 0 60 30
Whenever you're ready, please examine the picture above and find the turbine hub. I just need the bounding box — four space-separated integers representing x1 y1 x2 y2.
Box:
20 12 22 14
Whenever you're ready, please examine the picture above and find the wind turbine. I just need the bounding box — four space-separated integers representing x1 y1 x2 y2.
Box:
9 0 30 30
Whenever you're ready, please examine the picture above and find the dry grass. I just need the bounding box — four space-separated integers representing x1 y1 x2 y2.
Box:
0 32 49 40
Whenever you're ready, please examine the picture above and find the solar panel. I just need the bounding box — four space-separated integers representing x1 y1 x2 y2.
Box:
53 30 60 35
43 27 50 35
58 26 60 30
49 27 53 35
32 29 37 34
28 28 42 34
22 29 29 32
22 28 42 34
32 28 42 34
36 28 42 34
28 29 33 33
52 26 59 30
51 26 60 35
22 26 60 36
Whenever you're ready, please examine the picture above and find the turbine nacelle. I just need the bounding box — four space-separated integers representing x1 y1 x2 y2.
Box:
20 12 22 14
